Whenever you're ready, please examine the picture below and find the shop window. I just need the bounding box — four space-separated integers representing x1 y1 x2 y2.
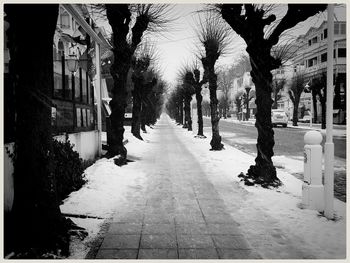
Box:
82 108 87 127
82 70 88 103
65 74 72 100
74 72 80 101
338 48 346 57
76 108 82 127
54 72 64 98
56 104 73 129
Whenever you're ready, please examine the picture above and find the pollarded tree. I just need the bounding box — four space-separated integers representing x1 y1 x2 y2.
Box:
214 4 327 187
104 4 172 164
192 63 208 137
178 66 196 131
310 71 327 129
272 78 286 109
288 72 306 126
131 43 157 139
197 14 232 150
5 4 71 257
218 69 234 119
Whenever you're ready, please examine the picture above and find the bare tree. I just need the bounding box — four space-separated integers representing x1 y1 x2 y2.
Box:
310 71 327 129
217 69 233 119
272 77 286 109
197 13 232 150
288 72 306 126
104 4 173 165
131 43 157 139
214 4 327 187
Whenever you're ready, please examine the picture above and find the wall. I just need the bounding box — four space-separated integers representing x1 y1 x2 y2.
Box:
4 130 99 212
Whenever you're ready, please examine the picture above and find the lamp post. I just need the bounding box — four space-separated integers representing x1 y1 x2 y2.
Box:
245 86 251 121
305 83 313 128
324 4 334 219
66 54 79 129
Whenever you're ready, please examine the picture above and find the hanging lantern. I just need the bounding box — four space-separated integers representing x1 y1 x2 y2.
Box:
66 54 79 73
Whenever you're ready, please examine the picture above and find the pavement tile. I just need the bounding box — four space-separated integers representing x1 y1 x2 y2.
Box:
112 212 144 223
178 248 219 259
207 223 242 235
108 223 142 235
142 223 176 235
211 234 252 249
217 249 262 259
177 234 215 249
95 249 138 259
140 234 177 249
100 234 141 249
175 214 206 224
138 249 178 259
143 214 174 224
175 223 209 235
204 213 235 224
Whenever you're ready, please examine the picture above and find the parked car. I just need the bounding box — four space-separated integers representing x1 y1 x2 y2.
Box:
299 110 311 123
271 109 288 127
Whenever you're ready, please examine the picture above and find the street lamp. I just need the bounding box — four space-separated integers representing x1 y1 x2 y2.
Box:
304 83 313 128
66 53 79 129
245 86 251 121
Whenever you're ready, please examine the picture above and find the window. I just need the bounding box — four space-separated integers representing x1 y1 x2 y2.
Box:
74 71 80 101
338 48 346 57
311 36 318 44
76 108 82 127
334 23 340 34
308 39 312 46
321 53 327 62
54 72 63 97
82 109 87 127
60 9 70 29
324 28 327 39
65 74 72 100
82 70 87 103
307 57 317 67
340 23 346 34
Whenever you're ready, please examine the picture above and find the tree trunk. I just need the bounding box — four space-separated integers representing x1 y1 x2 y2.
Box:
141 102 147 132
208 70 223 150
246 100 250 120
180 100 184 125
184 96 192 131
195 88 204 136
106 5 132 163
312 91 318 122
292 98 300 126
131 77 143 140
5 4 70 256
245 53 280 187
321 100 326 129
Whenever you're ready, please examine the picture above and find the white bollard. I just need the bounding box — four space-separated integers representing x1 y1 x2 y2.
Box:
302 131 324 212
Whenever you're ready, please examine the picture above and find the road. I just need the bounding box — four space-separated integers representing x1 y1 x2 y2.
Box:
202 118 346 159
202 117 346 202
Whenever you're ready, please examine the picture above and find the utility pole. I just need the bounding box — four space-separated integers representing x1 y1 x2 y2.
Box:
324 4 334 219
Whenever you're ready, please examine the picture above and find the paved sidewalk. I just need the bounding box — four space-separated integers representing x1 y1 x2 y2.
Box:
93 116 314 259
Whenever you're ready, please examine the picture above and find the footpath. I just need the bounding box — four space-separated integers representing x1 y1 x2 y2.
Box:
82 114 345 259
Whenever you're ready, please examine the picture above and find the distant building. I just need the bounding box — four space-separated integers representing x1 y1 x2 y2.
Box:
291 20 346 123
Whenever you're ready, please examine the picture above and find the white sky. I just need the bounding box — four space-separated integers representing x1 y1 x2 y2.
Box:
96 4 346 87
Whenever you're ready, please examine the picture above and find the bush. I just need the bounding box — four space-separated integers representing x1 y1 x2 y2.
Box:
52 137 87 203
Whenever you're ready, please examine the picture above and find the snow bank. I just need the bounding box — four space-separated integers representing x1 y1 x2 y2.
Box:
61 126 155 258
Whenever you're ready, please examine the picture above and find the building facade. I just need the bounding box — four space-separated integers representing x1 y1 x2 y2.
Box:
4 4 111 212
290 20 346 123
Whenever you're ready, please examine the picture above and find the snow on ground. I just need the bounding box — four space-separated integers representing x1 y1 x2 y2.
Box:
60 126 155 259
175 117 346 259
